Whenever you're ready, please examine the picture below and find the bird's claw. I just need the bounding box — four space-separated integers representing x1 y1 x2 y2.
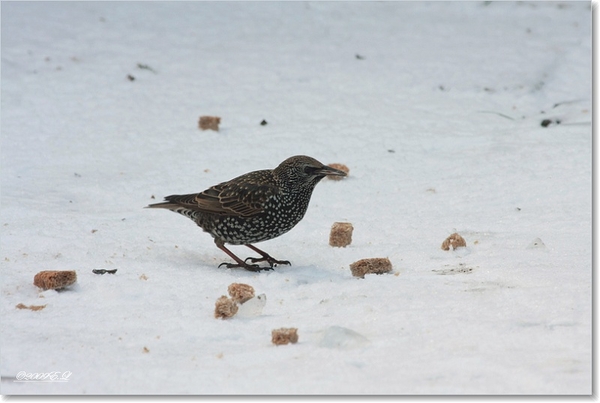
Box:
218 261 273 272
244 256 291 267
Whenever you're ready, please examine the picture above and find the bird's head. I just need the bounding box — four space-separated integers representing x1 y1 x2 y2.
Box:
274 155 347 189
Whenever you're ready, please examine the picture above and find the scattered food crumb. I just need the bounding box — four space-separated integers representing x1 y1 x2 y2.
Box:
199 116 221 131
137 63 157 73
441 233 467 251
216 352 224 359
326 163 349 180
214 296 239 319
93 268 118 275
16 303 46 311
139 274 148 280
541 118 561 127
350 258 392 278
228 283 255 304
33 270 77 290
91 229 98 233
142 347 150 353
272 327 299 345
329 222 354 247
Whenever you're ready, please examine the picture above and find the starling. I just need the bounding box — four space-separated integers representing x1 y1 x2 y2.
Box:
146 155 347 271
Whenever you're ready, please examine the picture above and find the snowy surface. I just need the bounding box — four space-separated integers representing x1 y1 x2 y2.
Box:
1 1 592 395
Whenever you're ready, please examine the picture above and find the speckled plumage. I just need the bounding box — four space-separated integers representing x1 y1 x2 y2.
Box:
147 155 346 271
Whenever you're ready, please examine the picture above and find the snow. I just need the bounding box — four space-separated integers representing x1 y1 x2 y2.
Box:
1 1 591 395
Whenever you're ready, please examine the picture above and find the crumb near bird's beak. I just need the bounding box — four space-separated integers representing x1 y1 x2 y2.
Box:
320 166 347 177
323 163 349 179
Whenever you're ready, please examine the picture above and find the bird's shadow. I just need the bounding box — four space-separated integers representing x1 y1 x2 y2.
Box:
155 245 350 283
252 263 351 284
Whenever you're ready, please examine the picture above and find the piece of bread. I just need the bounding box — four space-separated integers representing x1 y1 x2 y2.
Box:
329 222 354 247
198 116 221 131
228 283 255 304
441 233 467 250
214 296 238 319
271 328 299 345
349 258 392 278
33 271 77 290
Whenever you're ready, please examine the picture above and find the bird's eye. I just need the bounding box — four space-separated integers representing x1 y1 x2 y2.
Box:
303 166 316 175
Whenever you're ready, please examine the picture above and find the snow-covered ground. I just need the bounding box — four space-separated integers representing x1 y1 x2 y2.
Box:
1 1 592 395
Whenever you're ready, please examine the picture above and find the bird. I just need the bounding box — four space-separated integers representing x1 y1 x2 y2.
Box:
146 155 347 271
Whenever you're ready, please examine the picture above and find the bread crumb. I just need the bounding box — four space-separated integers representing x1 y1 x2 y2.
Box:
349 258 392 278
441 233 467 250
272 327 299 345
214 296 238 319
326 163 349 180
33 271 77 290
199 116 221 131
329 222 354 247
16 303 47 311
228 283 255 304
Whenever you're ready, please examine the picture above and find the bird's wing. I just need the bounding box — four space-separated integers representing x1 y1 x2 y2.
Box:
193 172 280 217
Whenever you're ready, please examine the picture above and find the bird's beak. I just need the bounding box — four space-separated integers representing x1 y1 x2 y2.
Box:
317 165 347 178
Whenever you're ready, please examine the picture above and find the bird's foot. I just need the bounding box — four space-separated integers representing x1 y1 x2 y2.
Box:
244 256 291 268
242 245 291 268
218 261 274 272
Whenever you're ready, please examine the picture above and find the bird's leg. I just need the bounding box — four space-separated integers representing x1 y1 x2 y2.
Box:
215 240 271 272
244 244 291 267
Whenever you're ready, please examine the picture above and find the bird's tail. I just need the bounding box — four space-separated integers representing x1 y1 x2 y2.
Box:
146 193 199 209
145 201 180 210
146 195 205 226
